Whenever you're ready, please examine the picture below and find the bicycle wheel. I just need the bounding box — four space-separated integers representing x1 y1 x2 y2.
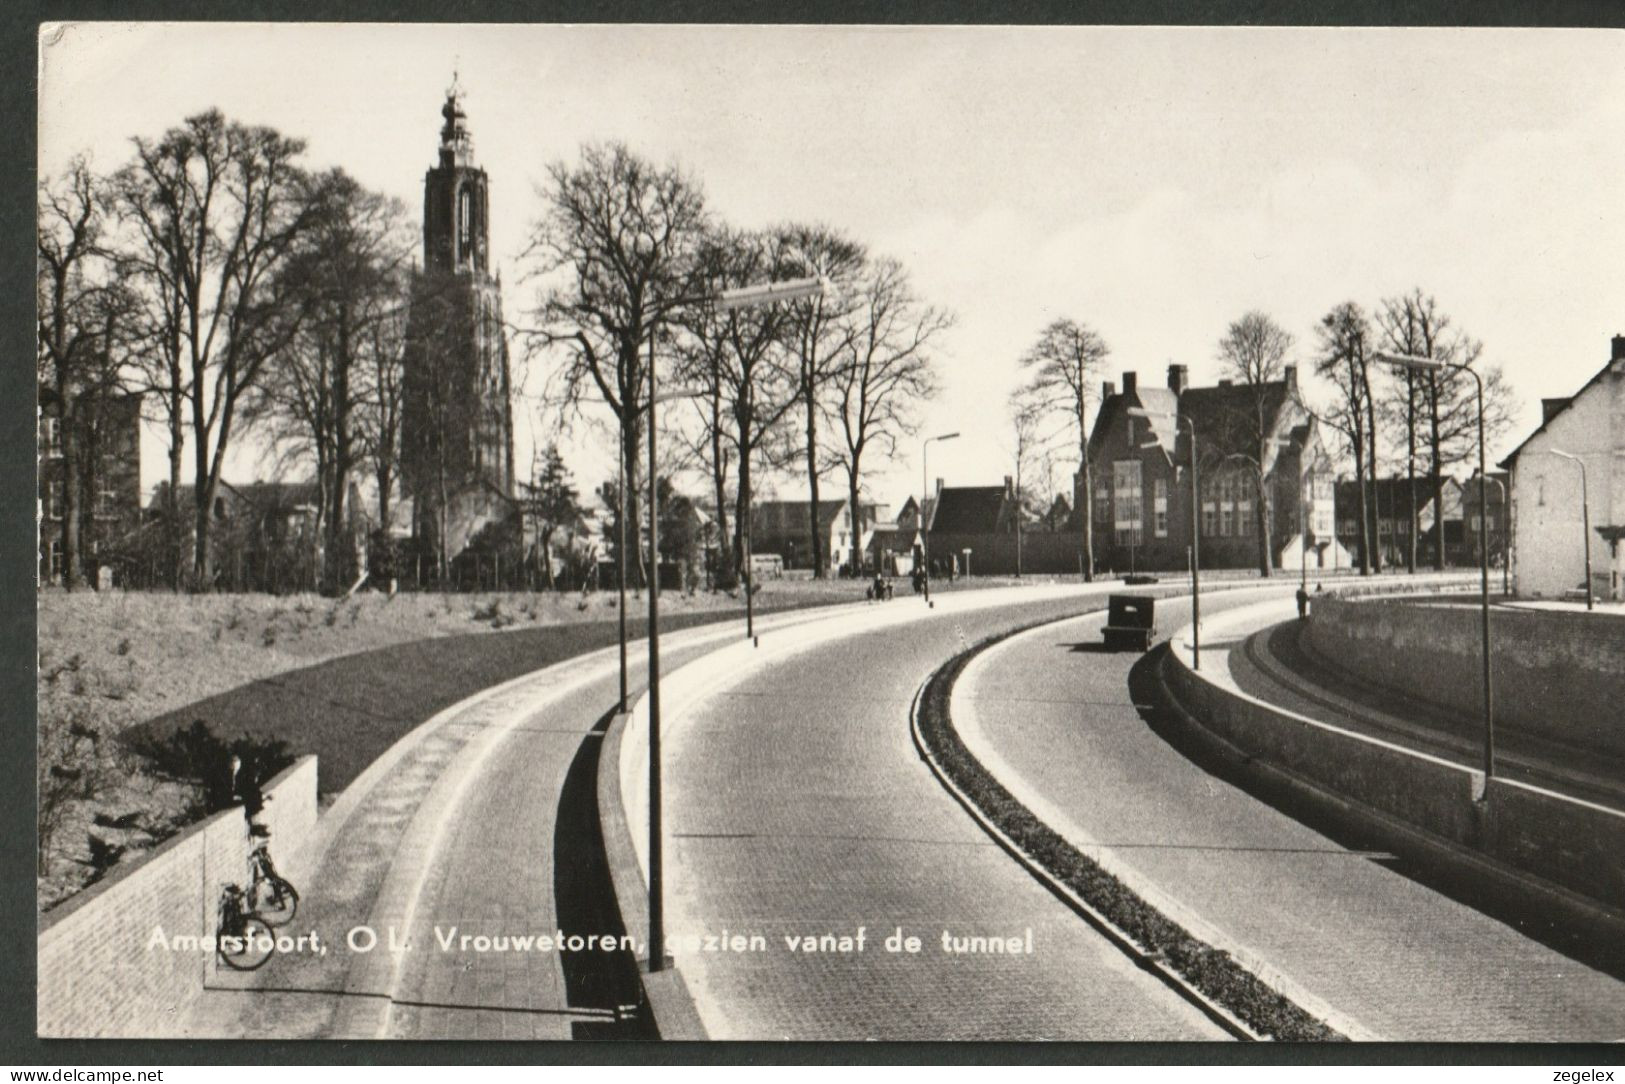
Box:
217 915 275 971
252 875 299 926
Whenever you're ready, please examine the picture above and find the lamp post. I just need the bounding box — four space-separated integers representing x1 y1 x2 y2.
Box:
1548 449 1593 611
1378 351 1494 792
609 384 705 714
920 432 960 605
644 273 826 973
1477 472 1510 597
1131 408 1200 669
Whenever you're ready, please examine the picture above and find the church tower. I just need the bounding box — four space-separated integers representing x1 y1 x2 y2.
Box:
401 77 516 573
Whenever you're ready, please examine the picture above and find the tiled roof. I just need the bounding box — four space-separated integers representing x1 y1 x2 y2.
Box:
929 486 1008 534
1499 356 1623 469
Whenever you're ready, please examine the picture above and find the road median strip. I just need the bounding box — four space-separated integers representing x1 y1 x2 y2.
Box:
910 617 1346 1043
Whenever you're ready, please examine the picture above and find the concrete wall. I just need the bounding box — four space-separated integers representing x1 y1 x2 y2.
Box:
1162 648 1625 915
1307 596 1625 758
38 756 318 1038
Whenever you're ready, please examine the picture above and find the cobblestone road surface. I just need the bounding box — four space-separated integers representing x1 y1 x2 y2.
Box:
662 593 1229 1041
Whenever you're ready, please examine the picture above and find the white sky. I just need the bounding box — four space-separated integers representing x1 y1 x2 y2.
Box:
38 22 1625 512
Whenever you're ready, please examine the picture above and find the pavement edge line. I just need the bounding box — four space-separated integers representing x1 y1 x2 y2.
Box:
909 615 1362 1043
907 662 1269 1042
598 709 708 1040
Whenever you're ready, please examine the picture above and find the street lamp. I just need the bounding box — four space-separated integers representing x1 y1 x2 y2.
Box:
609 386 706 713
644 273 826 974
1548 449 1593 612
1377 350 1494 793
920 432 960 606
1130 408 1200 670
1476 472 1510 597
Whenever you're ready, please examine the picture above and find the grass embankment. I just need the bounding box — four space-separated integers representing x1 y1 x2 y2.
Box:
37 577 999 911
914 630 1345 1043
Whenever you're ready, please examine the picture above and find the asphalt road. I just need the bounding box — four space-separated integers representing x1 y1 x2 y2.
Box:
658 589 1231 1041
956 596 1625 1042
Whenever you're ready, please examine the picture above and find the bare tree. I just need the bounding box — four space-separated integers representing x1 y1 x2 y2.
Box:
358 275 409 537
1007 395 1049 577
677 227 804 576
1312 302 1377 575
108 110 320 587
779 224 865 578
1375 289 1514 570
1214 310 1294 576
1015 318 1109 580
252 171 414 589
524 142 709 589
38 158 129 590
827 257 948 576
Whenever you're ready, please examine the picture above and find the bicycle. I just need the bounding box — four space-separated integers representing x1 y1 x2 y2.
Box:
245 826 299 927
215 884 275 971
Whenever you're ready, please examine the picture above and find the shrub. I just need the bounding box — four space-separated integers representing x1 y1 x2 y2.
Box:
124 719 295 820
37 705 123 876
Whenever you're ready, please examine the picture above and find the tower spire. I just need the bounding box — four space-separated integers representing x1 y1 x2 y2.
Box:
439 69 473 168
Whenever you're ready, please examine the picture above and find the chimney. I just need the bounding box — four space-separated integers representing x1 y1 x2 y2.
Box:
1283 364 1297 391
1167 363 1188 395
1122 370 1138 396
1004 475 1014 496
1218 378 1233 388
1613 333 1625 361
1541 397 1572 424
1102 380 1116 399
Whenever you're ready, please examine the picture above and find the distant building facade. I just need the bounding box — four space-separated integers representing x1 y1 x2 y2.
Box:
751 498 885 574
1334 475 1465 570
1500 333 1625 600
401 79 516 570
1086 364 1334 574
37 385 142 586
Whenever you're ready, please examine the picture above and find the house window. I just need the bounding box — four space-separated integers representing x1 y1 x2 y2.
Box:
1153 477 1168 538
45 538 62 580
96 487 116 518
1237 492 1253 536
40 417 61 457
1094 479 1111 526
1218 476 1233 537
47 481 63 520
1113 460 1142 545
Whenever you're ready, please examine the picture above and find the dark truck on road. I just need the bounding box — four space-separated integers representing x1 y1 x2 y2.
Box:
1102 593 1156 652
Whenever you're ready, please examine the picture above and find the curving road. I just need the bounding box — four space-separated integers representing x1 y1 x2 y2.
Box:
651 586 1260 1041
954 597 1625 1042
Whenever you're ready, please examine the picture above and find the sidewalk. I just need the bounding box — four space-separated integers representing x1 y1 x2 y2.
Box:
953 593 1625 1041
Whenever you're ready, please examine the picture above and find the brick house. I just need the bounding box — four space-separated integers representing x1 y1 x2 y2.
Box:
1334 475 1465 570
1085 363 1336 574
37 385 142 586
924 479 1018 576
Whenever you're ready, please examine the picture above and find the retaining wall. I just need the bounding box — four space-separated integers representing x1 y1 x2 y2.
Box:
1162 648 1625 916
1307 596 1625 757
37 756 319 1038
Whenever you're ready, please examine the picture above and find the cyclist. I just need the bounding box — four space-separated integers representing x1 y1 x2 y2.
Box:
229 753 271 838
